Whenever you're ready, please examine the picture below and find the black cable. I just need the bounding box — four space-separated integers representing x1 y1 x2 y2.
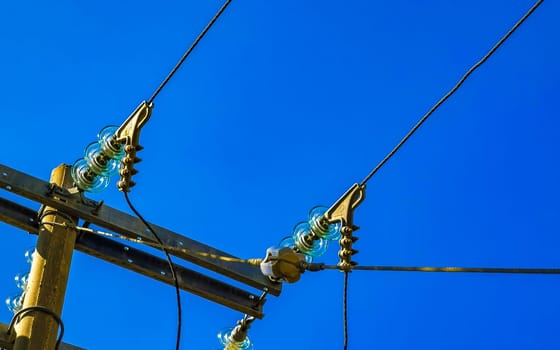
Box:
343 271 349 350
316 264 560 274
7 306 64 350
148 0 233 104
360 0 544 186
38 209 76 229
123 191 182 350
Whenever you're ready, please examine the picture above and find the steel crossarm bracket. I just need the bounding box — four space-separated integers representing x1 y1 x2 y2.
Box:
0 196 265 318
0 163 280 296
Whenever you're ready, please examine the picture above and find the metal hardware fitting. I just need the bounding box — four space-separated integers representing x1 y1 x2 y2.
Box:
323 183 366 271
260 247 306 283
114 101 152 192
229 314 256 343
115 101 153 148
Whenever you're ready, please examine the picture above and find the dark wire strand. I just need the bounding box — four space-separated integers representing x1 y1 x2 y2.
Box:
319 265 560 274
123 192 182 350
343 271 349 350
148 0 233 104
7 306 64 350
360 0 544 186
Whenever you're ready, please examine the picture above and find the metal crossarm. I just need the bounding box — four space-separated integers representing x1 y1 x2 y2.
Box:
0 163 280 296
0 196 265 318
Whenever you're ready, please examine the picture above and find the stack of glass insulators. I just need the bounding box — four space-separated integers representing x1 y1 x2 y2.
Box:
5 248 34 313
217 327 253 350
278 205 341 262
71 125 125 193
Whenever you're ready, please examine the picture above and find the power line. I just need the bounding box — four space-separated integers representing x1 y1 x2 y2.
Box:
60 221 263 265
123 192 183 350
148 0 233 104
360 0 544 186
345 3 547 348
318 265 560 274
342 271 349 350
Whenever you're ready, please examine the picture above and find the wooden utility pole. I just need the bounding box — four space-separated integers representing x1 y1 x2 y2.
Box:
13 164 77 350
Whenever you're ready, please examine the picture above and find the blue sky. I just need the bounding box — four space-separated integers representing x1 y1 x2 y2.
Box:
0 0 559 349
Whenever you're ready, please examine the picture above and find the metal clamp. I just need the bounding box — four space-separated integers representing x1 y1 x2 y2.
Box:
229 314 256 343
115 101 153 192
323 183 366 271
260 247 306 283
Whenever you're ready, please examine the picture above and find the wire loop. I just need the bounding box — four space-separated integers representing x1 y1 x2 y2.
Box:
37 210 76 231
7 306 64 350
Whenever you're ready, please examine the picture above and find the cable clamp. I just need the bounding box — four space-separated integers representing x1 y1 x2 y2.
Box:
259 247 307 283
323 183 366 271
323 183 365 227
230 314 256 343
113 102 152 192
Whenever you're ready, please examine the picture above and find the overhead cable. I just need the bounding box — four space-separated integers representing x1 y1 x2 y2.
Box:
359 0 544 186
123 192 183 350
148 0 233 104
317 264 560 274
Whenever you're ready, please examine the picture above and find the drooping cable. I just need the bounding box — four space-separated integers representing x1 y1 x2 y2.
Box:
315 264 560 274
343 271 349 350
360 0 544 186
148 0 233 104
123 192 182 350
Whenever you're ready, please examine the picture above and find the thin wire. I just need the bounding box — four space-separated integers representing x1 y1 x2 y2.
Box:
123 192 182 350
319 265 560 274
343 271 349 350
60 222 262 265
360 0 544 186
45 219 560 275
148 0 233 104
8 306 64 350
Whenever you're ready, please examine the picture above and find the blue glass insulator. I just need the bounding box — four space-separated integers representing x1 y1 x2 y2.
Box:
14 271 29 290
98 125 124 160
278 236 295 249
84 142 119 177
24 248 35 264
71 158 110 193
292 222 329 258
308 206 341 241
217 327 253 350
6 293 23 313
279 236 313 263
